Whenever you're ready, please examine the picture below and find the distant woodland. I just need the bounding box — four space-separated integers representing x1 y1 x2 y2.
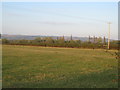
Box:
2 35 119 50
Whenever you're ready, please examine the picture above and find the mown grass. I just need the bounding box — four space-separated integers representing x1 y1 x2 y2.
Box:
2 45 118 88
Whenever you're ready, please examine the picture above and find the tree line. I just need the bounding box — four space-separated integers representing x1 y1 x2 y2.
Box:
2 36 119 50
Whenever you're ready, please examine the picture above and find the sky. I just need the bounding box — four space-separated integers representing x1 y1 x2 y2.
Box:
1 2 118 40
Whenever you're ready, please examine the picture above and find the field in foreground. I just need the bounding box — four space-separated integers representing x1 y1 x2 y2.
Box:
2 45 118 88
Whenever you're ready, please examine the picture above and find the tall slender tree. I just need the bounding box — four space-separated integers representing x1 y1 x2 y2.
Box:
57 37 59 40
71 34 72 40
89 35 91 43
104 36 106 44
94 36 95 43
63 35 64 40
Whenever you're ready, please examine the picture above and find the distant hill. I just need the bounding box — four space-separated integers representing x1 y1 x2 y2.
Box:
2 34 89 41
2 34 115 42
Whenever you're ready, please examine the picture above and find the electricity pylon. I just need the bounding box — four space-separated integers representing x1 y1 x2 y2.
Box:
107 22 111 50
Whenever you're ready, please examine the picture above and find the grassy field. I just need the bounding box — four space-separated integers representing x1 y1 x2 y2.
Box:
2 45 118 88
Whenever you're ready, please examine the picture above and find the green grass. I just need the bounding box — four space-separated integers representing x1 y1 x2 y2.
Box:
2 45 118 88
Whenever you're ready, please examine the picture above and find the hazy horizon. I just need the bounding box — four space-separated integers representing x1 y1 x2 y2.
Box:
2 33 118 41
1 2 118 40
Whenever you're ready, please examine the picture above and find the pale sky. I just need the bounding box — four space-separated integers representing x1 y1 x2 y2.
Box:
1 2 118 40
